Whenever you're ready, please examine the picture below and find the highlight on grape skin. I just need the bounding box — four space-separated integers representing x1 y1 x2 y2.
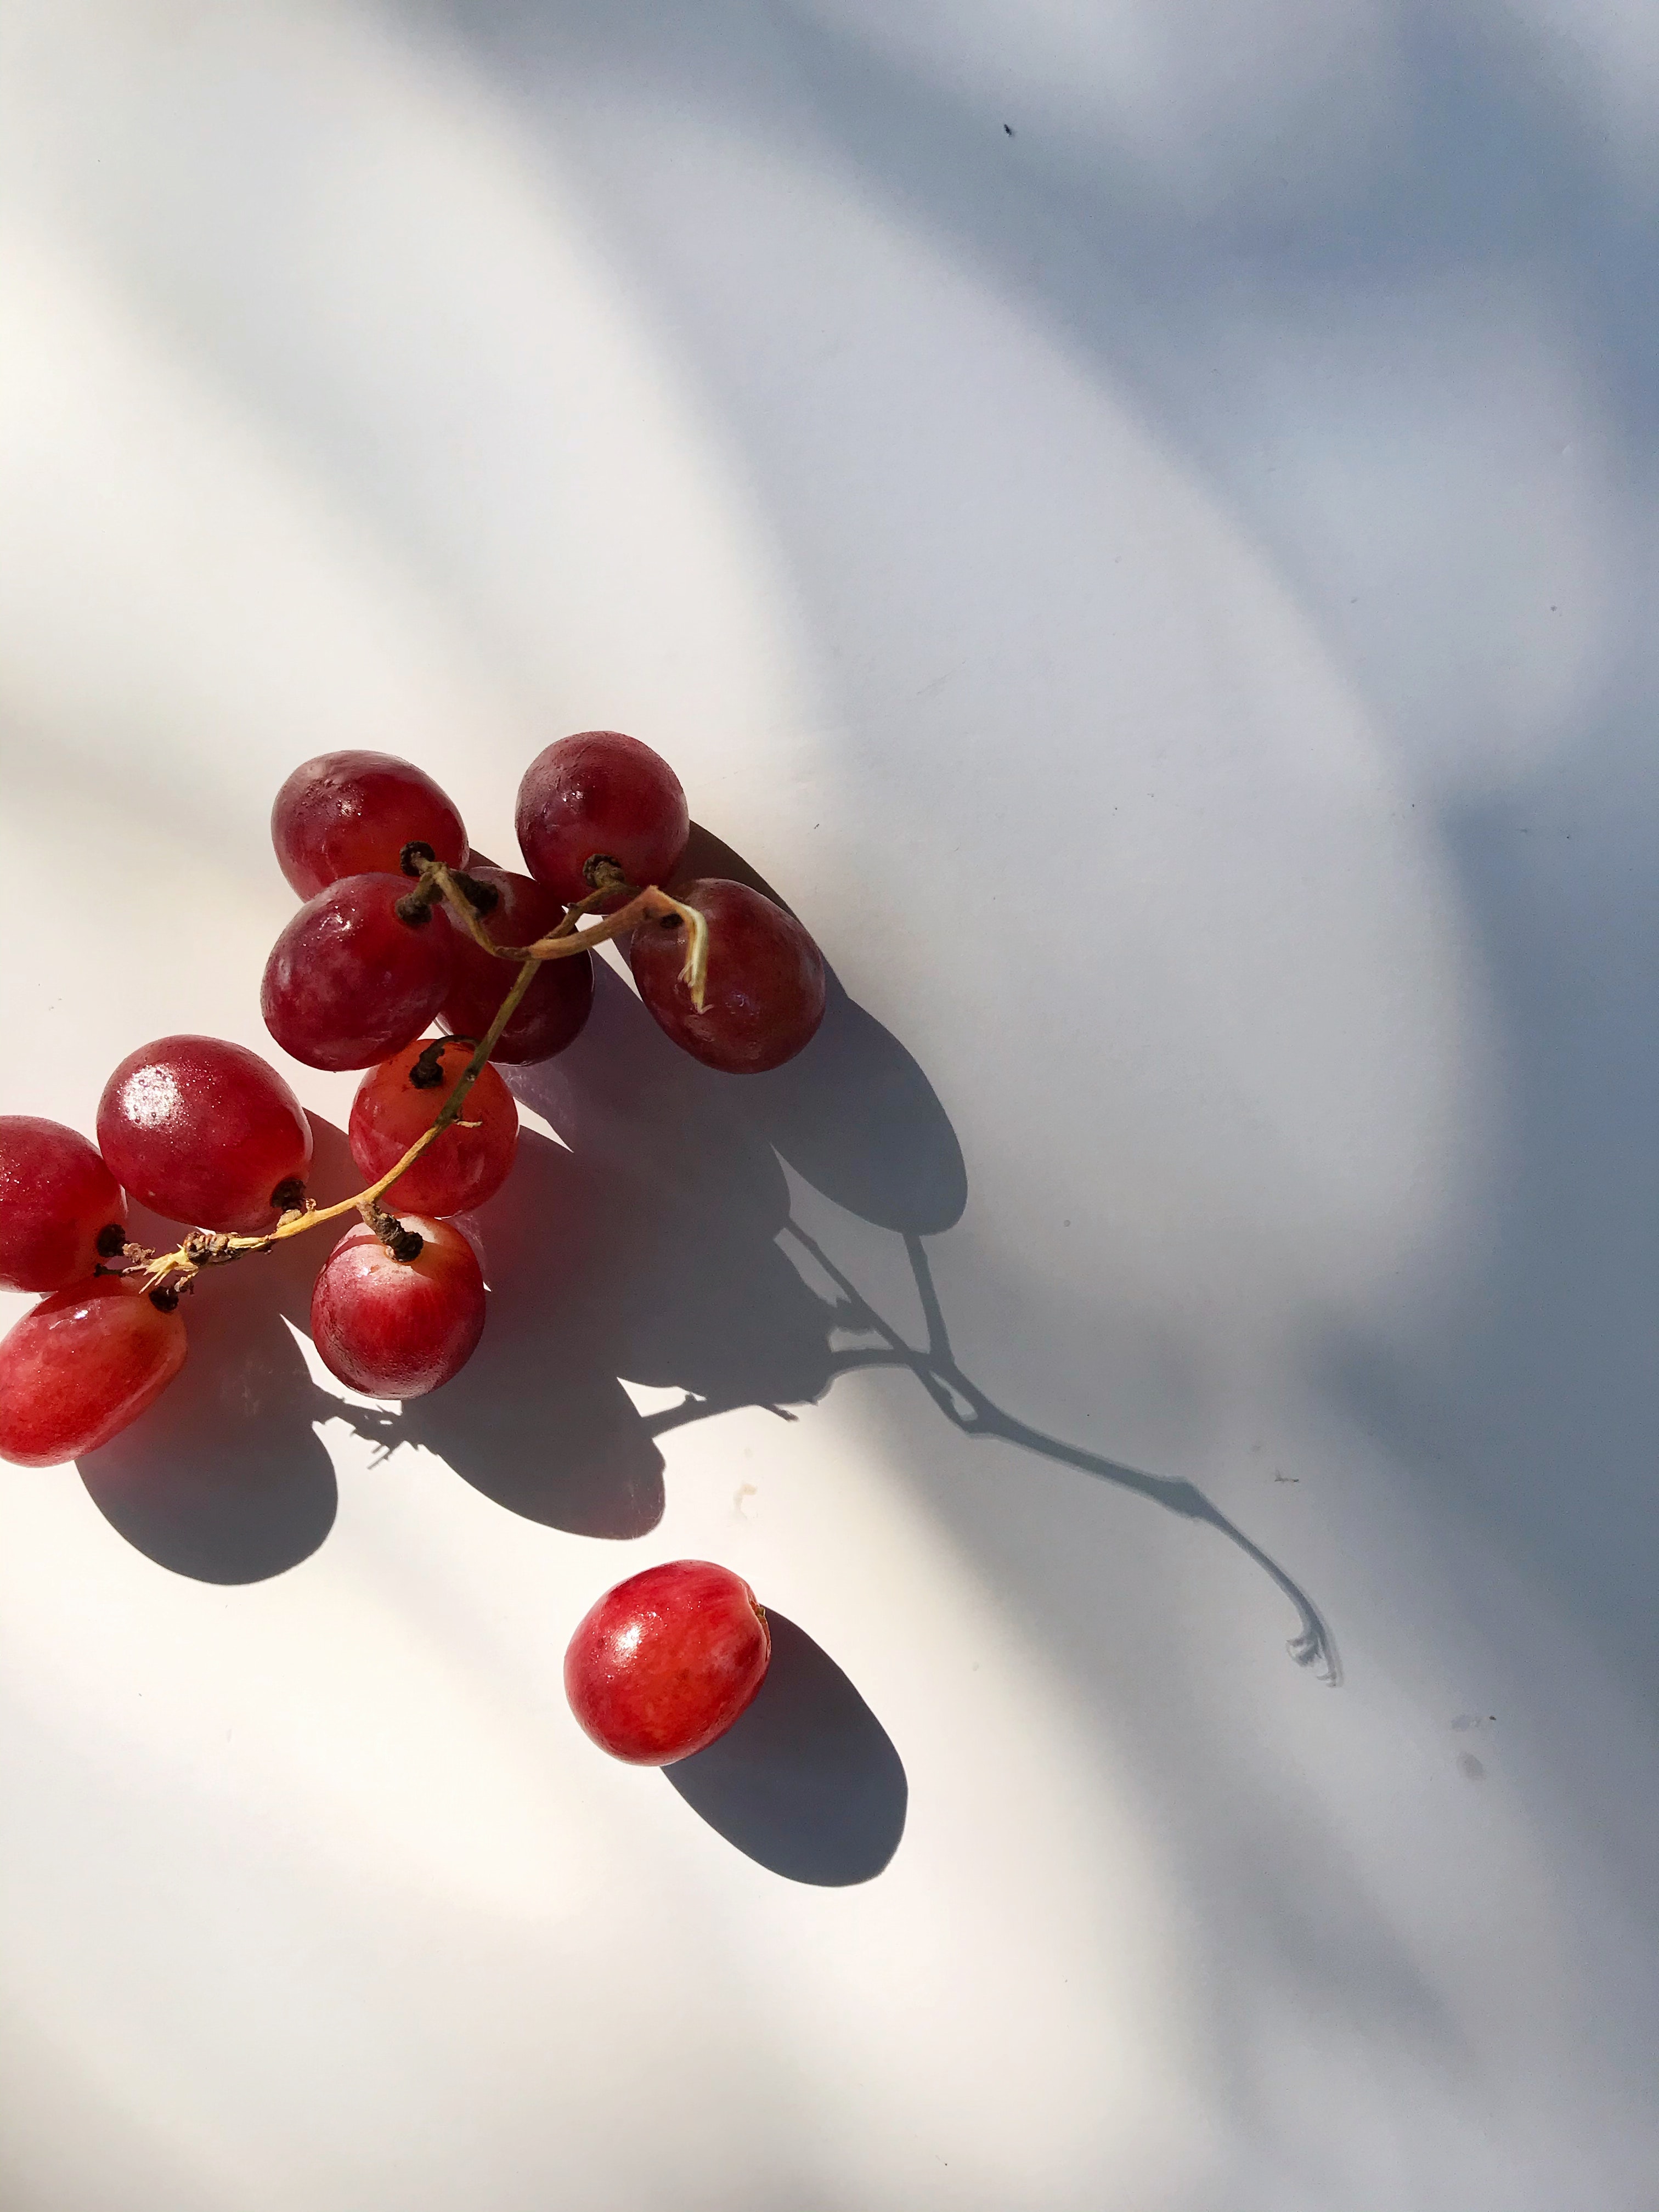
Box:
516 729 690 908
0 1278 188 1467
261 871 455 1072
563 1560 773 1765
97 1035 313 1235
630 878 827 1074
0 1116 127 1295
272 750 467 900
348 1041 519 1218
310 1216 487 1399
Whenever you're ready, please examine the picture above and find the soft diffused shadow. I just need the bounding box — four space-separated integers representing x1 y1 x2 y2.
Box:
78 1115 354 1583
665 1612 906 1884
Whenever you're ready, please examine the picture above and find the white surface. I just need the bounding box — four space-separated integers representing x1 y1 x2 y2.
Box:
3 3 1659 2206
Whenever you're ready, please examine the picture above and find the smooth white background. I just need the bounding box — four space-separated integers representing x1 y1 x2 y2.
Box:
4 2 1659 2206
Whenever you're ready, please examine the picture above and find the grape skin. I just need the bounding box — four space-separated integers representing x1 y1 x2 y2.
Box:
516 731 689 907
630 877 826 1073
440 866 594 1064
262 873 454 1071
0 1278 187 1466
272 751 467 899
0 1117 127 1293
97 1035 312 1234
564 1560 772 1764
310 1216 485 1397
348 1043 518 1217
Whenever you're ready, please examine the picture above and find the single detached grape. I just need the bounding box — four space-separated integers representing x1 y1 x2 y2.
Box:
0 1118 127 1293
272 750 467 900
262 872 454 1071
310 1216 484 1397
516 731 689 906
348 1041 518 1217
564 1560 772 1765
0 1277 187 1466
440 865 594 1063
630 877 826 1073
97 1035 312 1235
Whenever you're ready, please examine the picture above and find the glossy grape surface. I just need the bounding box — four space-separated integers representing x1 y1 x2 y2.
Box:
564 1560 772 1764
348 1043 518 1217
262 873 454 1071
0 1277 187 1466
0 1118 127 1293
516 731 689 906
310 1216 484 1397
97 1035 312 1234
630 877 826 1073
440 866 594 1063
272 751 467 899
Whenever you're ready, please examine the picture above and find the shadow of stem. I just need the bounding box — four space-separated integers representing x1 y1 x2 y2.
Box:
650 1223 1342 1688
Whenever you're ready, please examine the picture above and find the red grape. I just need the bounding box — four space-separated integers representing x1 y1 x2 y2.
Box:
348 1042 518 1217
516 731 689 907
310 1216 484 1397
439 866 594 1063
630 878 826 1073
0 1277 187 1466
0 1118 127 1293
272 750 467 900
564 1560 772 1764
97 1035 312 1234
262 873 454 1071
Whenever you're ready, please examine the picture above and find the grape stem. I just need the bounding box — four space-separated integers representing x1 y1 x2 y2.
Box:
136 867 709 1295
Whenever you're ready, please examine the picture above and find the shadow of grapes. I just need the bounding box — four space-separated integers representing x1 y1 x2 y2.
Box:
77 1114 358 1583
665 1611 906 1885
78 826 1338 1700
360 823 1339 1682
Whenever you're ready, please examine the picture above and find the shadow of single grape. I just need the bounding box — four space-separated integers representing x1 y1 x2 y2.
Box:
674 823 968 1236
664 1612 907 1884
77 1115 356 1584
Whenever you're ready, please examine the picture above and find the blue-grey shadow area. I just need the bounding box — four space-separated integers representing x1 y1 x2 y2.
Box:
1327 765 1659 1714
665 1611 906 1885
352 828 1338 1680
77 1114 357 1584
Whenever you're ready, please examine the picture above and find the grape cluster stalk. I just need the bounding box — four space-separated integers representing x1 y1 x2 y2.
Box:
0 731 833 1766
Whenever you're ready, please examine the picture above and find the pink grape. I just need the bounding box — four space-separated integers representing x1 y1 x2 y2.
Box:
516 731 689 907
310 1216 484 1397
564 1560 771 1764
262 872 454 1071
629 877 826 1073
440 865 594 1063
348 1042 518 1217
0 1277 187 1466
97 1035 312 1234
0 1118 127 1293
272 750 467 899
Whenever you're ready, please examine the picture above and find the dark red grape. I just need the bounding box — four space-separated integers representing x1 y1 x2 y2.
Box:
261 873 454 1071
310 1216 484 1397
0 1277 187 1465
348 1041 518 1217
0 1118 127 1293
439 866 594 1063
97 1035 312 1234
516 731 689 906
563 1560 771 1764
272 751 467 900
629 878 826 1073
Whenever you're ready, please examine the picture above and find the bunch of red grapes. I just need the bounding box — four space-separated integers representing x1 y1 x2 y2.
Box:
0 732 821 1765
